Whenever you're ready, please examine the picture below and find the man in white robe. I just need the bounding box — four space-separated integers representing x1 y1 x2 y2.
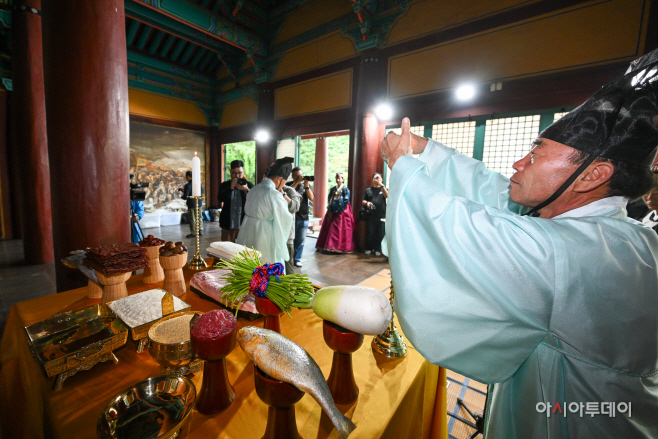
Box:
382 50 658 438
237 157 294 273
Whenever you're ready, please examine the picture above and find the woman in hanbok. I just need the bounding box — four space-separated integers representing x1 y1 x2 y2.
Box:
316 173 355 253
237 157 295 272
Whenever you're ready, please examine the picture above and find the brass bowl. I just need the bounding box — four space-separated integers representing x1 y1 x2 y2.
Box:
97 375 196 439
148 312 197 373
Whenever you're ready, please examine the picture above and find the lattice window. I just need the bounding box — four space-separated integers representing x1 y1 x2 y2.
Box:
482 115 540 178
553 111 570 122
431 121 476 157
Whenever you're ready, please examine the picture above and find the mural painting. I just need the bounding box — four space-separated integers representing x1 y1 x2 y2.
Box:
129 121 206 215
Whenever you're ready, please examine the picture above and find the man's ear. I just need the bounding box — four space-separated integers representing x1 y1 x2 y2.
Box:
574 160 615 192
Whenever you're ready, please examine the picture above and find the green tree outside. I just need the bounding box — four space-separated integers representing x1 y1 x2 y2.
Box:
224 141 257 183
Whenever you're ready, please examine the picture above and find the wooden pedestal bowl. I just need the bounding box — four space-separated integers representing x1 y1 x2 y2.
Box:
96 271 132 305
190 318 237 415
160 252 187 297
323 320 364 405
143 245 165 284
254 365 304 439
255 296 283 334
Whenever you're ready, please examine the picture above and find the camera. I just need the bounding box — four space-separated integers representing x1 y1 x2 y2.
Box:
130 182 149 201
368 203 377 210
236 178 248 185
303 176 315 182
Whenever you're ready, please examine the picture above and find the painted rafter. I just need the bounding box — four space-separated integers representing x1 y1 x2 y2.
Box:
129 0 267 57
128 49 217 86
125 1 244 60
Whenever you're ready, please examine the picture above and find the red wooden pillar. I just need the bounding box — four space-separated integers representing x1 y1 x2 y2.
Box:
42 0 130 292
351 50 387 251
0 90 13 240
12 0 54 263
256 85 275 182
209 128 220 207
313 137 329 219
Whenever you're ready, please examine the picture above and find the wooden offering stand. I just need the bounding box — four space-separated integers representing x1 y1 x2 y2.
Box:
323 320 364 405
160 252 187 297
254 365 304 439
255 297 283 334
96 271 131 305
143 245 164 284
190 320 237 415
87 279 103 299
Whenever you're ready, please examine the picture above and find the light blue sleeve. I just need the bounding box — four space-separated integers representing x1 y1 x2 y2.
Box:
420 139 527 214
133 201 145 220
386 155 555 383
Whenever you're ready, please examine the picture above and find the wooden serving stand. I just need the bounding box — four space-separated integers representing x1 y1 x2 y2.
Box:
190 319 237 415
255 297 283 334
96 271 131 305
87 279 103 299
323 320 364 405
160 252 187 297
254 365 304 439
142 245 164 284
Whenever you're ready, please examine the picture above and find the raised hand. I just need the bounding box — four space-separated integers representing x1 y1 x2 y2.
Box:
381 118 414 169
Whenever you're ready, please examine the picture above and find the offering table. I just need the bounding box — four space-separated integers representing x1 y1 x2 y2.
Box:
0 262 447 439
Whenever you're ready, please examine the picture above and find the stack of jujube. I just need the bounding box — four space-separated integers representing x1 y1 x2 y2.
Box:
159 241 187 256
85 243 149 303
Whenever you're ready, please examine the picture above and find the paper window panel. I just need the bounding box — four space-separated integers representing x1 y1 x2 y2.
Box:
431 121 476 157
482 115 540 178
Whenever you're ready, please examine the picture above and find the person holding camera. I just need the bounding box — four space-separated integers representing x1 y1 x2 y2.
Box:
130 174 145 244
361 172 388 255
286 167 315 267
218 160 254 242
180 170 203 238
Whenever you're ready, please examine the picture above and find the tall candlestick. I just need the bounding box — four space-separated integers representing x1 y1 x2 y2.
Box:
192 152 201 197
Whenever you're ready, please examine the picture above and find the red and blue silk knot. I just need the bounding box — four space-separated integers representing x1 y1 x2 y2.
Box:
249 263 284 298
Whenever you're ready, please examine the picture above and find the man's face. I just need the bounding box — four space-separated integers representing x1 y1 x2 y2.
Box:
231 167 245 180
336 174 343 185
372 174 382 185
509 138 579 207
643 188 658 211
186 175 192 181
292 170 303 181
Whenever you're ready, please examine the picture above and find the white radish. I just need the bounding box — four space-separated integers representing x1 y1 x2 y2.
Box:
311 286 392 335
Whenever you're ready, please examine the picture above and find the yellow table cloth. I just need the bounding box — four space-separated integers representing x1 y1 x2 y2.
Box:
0 265 447 439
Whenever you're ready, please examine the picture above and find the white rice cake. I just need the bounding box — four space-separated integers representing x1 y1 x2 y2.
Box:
107 288 189 328
208 242 261 260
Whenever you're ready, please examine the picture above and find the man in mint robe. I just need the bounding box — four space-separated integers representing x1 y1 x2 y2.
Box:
237 157 295 273
382 50 658 438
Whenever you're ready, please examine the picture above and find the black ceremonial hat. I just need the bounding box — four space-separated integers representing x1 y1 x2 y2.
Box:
265 157 295 180
230 160 244 169
540 49 658 167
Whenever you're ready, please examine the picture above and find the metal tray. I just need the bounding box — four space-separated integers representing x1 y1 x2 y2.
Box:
106 290 191 353
25 304 128 390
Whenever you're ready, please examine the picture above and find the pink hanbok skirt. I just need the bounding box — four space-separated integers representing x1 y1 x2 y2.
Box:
316 207 355 253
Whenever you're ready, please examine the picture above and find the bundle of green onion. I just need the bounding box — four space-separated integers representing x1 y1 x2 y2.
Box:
216 249 315 316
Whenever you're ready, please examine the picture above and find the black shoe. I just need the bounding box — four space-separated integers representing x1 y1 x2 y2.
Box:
186 234 194 238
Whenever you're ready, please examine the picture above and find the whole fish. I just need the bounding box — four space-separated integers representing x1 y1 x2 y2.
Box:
237 326 356 439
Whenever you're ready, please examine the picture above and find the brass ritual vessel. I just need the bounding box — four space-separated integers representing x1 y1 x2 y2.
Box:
372 280 408 358
25 304 128 390
147 311 203 376
187 196 207 271
97 375 196 439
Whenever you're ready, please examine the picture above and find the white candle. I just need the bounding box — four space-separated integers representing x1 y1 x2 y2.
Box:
192 152 201 196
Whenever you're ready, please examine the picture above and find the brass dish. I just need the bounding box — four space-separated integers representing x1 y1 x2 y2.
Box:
97 375 196 439
106 290 191 353
25 304 128 390
148 311 203 376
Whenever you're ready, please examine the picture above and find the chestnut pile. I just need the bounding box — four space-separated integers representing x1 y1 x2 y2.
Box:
159 241 188 256
138 235 166 247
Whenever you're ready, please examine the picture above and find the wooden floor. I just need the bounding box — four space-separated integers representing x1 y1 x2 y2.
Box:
0 220 390 336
